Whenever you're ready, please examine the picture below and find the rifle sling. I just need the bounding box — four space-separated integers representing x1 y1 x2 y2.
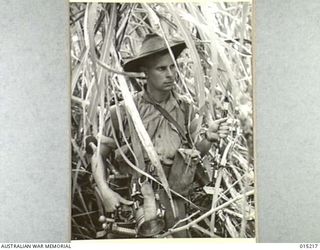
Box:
144 91 188 143
110 91 189 145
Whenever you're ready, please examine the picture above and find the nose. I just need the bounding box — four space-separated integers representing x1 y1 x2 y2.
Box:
166 67 174 78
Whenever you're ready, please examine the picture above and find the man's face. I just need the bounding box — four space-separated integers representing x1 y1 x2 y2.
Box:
142 53 176 94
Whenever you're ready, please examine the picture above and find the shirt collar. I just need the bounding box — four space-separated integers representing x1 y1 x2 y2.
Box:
141 85 180 109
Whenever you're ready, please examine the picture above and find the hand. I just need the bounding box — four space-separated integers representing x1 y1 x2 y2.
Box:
99 187 134 213
205 117 231 142
96 133 117 148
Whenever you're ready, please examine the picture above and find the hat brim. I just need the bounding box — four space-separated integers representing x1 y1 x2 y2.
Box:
123 42 186 73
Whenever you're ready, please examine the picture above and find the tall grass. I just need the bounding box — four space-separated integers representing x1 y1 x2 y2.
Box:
70 2 254 239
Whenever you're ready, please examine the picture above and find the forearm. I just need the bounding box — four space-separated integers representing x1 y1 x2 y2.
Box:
90 136 133 211
92 153 111 192
92 141 115 193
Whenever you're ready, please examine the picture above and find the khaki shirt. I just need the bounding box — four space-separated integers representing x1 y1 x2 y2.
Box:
104 89 195 169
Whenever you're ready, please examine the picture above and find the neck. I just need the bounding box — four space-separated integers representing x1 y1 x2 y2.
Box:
146 86 170 103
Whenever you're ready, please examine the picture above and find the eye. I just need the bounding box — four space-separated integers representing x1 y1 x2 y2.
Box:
157 66 166 71
170 64 175 70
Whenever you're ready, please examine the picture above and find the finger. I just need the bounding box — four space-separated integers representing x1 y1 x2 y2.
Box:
218 130 230 135
219 125 230 130
104 205 114 213
97 133 108 141
218 135 227 139
108 204 118 212
119 197 134 205
215 117 228 124
104 200 117 212
218 127 230 132
97 134 117 146
218 132 229 137
218 130 229 135
218 130 229 134
218 133 228 138
227 118 234 124
221 120 234 126
219 121 231 126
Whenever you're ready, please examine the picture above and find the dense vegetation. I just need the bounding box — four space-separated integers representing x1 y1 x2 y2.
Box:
70 2 254 239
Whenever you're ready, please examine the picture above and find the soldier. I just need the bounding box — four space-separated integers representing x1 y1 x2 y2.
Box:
91 33 230 237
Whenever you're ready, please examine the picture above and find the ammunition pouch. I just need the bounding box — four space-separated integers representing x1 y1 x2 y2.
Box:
167 148 199 196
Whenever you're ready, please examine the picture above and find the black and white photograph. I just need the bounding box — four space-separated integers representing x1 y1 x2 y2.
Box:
70 1 254 239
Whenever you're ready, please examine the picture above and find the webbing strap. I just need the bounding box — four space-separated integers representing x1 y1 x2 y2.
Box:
143 90 188 143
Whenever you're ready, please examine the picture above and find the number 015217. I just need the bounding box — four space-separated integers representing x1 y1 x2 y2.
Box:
300 244 319 248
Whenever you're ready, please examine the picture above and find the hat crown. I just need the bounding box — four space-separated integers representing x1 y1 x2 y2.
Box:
138 33 177 57
123 33 186 72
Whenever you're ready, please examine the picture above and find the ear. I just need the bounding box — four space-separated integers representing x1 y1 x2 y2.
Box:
139 66 148 78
